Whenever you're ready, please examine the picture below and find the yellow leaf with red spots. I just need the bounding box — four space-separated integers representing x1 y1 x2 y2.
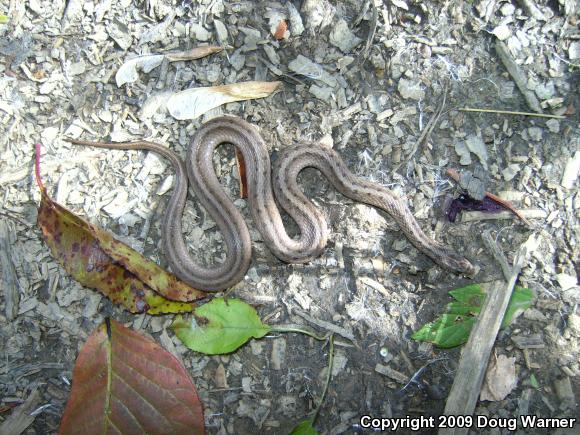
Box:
35 144 206 314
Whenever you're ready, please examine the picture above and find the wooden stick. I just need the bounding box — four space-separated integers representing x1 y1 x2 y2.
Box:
0 220 19 320
460 209 546 223
411 87 447 158
460 107 565 120
395 87 448 172
438 246 527 435
494 40 543 113
481 230 511 281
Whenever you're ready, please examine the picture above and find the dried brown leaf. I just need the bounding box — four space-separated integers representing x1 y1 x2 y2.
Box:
167 81 282 120
480 354 518 401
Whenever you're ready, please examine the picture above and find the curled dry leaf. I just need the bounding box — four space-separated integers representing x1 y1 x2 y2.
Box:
164 46 223 61
59 319 205 435
115 54 164 87
167 81 282 120
35 144 205 313
235 147 249 198
116 46 223 86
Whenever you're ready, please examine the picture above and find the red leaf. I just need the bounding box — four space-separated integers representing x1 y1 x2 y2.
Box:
59 319 205 434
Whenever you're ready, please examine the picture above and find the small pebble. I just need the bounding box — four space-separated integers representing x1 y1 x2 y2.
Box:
527 126 543 141
546 119 560 133
398 78 425 100
492 24 511 41
500 3 516 15
502 163 521 181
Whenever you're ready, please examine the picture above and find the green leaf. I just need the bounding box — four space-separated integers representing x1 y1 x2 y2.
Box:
448 284 485 304
412 283 534 348
412 315 477 348
290 418 318 435
0 14 8 24
172 298 272 354
530 373 540 389
502 286 534 328
446 301 482 316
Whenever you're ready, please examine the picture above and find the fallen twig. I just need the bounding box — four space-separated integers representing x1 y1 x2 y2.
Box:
409 87 447 161
481 230 511 281
460 107 565 119
362 1 378 60
395 87 447 171
292 307 355 342
459 209 546 223
482 191 532 226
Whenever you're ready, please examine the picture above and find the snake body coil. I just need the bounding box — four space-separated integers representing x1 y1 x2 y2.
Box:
71 116 476 291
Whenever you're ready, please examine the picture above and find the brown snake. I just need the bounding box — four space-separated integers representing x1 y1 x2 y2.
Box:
69 116 476 291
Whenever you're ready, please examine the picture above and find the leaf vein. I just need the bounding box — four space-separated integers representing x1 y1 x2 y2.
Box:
112 370 171 426
109 392 145 433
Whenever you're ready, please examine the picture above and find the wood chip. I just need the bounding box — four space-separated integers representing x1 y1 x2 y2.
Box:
561 151 580 189
511 334 546 349
375 363 408 383
0 388 41 435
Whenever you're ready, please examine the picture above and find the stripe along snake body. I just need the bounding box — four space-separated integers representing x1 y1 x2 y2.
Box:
70 116 476 291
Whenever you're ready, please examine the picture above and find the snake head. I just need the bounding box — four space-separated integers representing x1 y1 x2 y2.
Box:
440 252 479 278
461 261 480 279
